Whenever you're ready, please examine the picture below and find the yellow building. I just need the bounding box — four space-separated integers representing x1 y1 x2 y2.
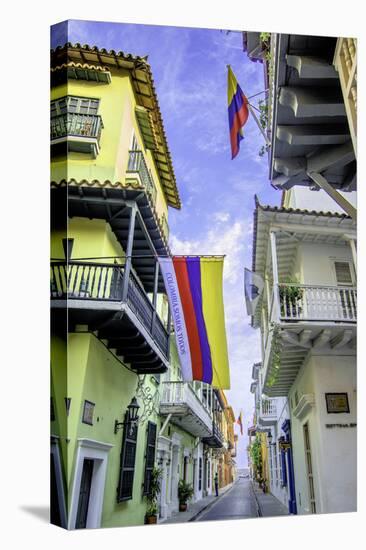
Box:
50 43 181 529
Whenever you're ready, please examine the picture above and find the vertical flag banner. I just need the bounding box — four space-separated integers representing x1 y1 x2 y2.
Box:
159 256 230 389
227 65 249 159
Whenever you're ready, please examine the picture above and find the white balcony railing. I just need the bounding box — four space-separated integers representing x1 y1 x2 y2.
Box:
261 399 277 418
160 381 213 429
278 284 357 322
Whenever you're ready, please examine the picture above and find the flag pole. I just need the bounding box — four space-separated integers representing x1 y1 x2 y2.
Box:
247 102 271 147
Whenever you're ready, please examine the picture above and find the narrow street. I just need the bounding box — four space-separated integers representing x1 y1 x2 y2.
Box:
195 478 258 522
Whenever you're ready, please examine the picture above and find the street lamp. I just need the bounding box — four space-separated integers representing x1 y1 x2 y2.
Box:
114 397 140 434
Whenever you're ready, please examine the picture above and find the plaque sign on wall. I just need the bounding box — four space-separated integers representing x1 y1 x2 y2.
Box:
325 393 350 414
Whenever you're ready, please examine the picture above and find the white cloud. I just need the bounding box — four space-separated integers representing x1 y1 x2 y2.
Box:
213 211 230 223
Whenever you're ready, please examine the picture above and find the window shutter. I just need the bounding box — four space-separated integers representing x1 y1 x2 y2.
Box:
334 261 353 286
117 414 138 502
143 422 157 496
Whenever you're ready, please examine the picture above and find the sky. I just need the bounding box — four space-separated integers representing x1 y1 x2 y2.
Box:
51 20 281 467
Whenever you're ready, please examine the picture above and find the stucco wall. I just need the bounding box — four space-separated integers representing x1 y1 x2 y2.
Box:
289 353 356 514
50 68 168 221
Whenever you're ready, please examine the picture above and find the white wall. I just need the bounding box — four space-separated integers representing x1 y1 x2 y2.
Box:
286 187 357 214
289 353 357 514
292 242 355 286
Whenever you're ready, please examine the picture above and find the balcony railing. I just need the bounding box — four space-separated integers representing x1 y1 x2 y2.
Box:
261 399 277 418
127 150 157 204
51 113 103 145
161 380 212 416
278 284 357 322
211 421 224 445
50 261 169 356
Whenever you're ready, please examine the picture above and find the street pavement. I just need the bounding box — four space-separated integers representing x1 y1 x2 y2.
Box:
195 478 258 522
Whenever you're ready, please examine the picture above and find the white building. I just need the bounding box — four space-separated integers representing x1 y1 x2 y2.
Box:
251 188 356 514
250 362 291 509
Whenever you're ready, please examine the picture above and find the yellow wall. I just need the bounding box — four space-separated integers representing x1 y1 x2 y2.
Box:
51 68 168 221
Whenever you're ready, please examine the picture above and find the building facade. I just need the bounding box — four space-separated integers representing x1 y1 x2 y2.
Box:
50 43 236 529
250 190 357 514
50 42 182 529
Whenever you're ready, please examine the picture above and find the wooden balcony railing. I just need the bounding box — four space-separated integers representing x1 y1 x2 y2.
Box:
278 284 357 322
261 399 277 417
50 261 169 356
51 113 103 143
127 150 157 204
160 381 213 431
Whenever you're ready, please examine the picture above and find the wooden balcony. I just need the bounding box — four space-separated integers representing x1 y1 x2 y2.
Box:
160 382 213 438
334 38 357 155
202 421 224 449
262 283 357 396
51 261 169 373
258 399 277 427
51 113 103 158
126 150 157 205
278 284 357 323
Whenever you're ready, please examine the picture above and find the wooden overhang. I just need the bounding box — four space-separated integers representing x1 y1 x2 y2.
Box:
251 198 356 397
51 180 169 293
51 61 112 85
51 43 181 210
269 34 356 193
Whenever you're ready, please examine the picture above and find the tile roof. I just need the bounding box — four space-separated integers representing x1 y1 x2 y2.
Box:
51 43 181 210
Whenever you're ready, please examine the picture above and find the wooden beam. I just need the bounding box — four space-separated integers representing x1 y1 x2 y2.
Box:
312 329 332 348
331 329 353 349
307 172 357 221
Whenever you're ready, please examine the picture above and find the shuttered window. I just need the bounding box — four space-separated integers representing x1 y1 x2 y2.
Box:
143 422 157 496
117 417 138 502
334 261 353 286
51 96 100 117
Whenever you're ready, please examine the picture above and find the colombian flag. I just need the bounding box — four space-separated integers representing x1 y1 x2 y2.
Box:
159 256 230 389
228 66 249 159
237 410 243 435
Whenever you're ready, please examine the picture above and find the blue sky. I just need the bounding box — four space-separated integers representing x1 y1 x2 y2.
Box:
52 20 281 467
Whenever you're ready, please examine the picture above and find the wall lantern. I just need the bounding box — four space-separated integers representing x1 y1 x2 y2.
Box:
114 397 140 434
267 431 273 445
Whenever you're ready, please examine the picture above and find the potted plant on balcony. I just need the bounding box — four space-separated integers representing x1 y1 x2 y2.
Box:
279 277 303 317
144 467 162 525
178 479 194 512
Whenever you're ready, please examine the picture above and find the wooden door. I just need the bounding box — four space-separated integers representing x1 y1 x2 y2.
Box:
75 459 94 529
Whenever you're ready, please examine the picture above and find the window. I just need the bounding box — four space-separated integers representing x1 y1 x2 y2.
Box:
51 96 100 118
82 400 95 425
334 261 353 286
143 422 157 496
117 418 138 502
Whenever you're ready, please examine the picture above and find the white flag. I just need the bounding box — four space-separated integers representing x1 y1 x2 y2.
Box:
244 268 264 316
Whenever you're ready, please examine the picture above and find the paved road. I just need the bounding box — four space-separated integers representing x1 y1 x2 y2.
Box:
195 478 258 522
